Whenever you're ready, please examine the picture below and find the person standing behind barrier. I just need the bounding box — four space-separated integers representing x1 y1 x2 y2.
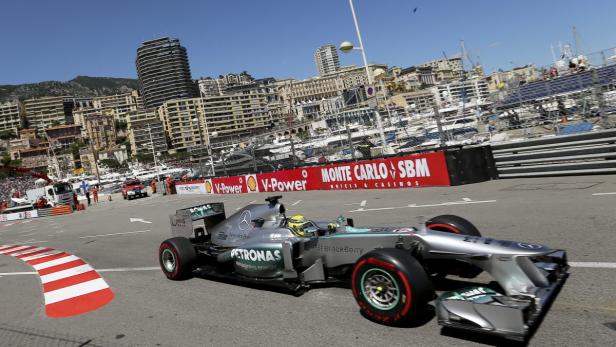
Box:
85 188 91 206
166 176 173 195
92 186 99 204
151 178 157 194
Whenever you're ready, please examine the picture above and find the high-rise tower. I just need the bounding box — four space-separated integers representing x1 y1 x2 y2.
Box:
314 44 340 76
136 37 197 109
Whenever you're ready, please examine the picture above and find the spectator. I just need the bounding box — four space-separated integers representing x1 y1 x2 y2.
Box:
92 186 99 204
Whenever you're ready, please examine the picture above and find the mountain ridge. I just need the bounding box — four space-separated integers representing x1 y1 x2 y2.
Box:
0 76 140 102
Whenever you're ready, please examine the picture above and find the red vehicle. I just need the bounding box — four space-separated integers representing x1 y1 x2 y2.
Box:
122 179 147 200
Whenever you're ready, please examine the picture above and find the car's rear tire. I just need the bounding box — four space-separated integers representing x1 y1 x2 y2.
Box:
159 237 196 280
426 215 483 278
351 248 433 325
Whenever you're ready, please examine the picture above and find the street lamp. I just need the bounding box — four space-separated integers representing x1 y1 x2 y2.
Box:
339 0 387 152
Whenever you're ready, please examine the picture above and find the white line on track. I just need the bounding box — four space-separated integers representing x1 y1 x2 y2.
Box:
78 230 151 239
349 199 497 213
569 262 616 269
292 200 302 206
592 192 616 196
360 200 367 207
21 240 49 244
462 197 472 202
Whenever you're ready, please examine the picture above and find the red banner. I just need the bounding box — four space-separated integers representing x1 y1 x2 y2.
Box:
317 152 450 190
210 176 248 194
189 152 450 194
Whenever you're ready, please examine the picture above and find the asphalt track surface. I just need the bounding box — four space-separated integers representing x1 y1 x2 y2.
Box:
1 175 615 346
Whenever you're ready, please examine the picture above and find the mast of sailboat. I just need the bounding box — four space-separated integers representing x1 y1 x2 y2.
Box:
287 81 297 168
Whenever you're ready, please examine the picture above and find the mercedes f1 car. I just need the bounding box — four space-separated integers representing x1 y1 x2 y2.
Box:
159 196 568 341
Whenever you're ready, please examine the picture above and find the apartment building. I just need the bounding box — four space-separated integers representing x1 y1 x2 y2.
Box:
125 109 167 157
92 91 142 122
22 96 70 130
0 100 22 135
44 124 83 150
390 90 438 113
435 77 490 106
84 114 116 150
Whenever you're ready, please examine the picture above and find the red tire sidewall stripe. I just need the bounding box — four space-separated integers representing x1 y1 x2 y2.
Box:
397 270 413 317
427 223 461 234
160 243 181 277
351 258 367 298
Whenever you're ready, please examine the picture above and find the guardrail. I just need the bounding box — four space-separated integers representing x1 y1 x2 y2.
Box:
492 129 616 177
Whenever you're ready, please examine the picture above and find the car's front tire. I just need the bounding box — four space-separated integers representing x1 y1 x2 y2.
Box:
426 215 483 278
351 248 433 325
159 237 196 280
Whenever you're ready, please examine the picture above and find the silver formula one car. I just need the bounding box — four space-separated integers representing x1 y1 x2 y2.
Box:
159 196 568 342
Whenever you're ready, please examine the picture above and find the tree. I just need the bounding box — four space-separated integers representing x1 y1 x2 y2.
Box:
0 130 17 141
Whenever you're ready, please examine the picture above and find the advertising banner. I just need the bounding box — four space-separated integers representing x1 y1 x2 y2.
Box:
187 151 450 195
317 152 450 190
211 176 248 194
175 181 207 195
255 168 321 193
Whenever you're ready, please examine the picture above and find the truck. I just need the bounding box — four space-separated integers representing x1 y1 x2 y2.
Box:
25 181 76 209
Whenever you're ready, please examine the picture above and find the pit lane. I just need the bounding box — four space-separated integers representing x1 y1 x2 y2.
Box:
1 175 615 346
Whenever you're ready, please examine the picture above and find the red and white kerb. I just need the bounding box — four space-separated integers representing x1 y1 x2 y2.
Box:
0 244 114 318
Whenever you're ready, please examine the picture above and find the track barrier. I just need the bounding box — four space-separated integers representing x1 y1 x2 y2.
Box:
176 150 497 195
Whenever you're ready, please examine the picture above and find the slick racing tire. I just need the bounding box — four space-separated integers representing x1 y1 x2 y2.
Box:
426 215 481 237
351 248 433 325
426 215 483 278
159 237 197 280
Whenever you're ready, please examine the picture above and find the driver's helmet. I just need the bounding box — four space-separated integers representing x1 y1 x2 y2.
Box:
287 215 309 236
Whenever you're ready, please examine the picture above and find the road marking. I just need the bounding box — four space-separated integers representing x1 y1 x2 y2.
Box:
129 217 152 224
20 250 64 261
40 264 94 283
292 200 302 206
360 200 367 207
462 197 472 202
592 192 616 196
0 245 32 254
349 199 497 213
249 200 256 204
570 262 616 269
44 278 109 305
0 244 114 317
78 230 150 239
10 247 47 256
32 255 80 270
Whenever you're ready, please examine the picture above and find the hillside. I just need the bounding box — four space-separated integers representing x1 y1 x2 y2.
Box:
0 76 140 101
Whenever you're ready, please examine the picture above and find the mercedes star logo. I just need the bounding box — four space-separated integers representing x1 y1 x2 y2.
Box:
517 242 542 250
238 210 252 231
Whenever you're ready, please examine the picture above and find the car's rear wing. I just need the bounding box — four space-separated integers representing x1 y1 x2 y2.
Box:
170 202 226 238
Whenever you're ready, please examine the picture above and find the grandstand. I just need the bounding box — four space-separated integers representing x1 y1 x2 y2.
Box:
500 65 616 108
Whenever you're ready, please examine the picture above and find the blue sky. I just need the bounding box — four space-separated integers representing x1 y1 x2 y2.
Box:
1 0 615 85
